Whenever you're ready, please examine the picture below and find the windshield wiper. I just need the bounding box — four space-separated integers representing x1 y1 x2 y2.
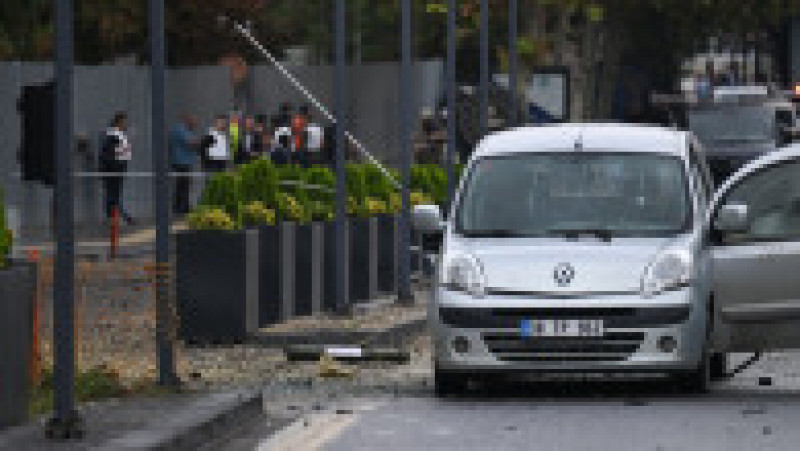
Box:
712 136 771 144
460 229 530 238
547 228 614 242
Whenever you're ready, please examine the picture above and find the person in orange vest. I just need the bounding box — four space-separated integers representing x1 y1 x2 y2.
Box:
291 104 310 168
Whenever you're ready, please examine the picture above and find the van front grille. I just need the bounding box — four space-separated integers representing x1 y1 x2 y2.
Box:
482 331 645 362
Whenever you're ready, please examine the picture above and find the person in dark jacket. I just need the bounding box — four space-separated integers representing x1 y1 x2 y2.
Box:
99 112 133 225
236 115 263 165
271 133 292 165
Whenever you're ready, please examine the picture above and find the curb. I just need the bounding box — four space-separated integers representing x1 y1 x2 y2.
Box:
250 314 428 348
98 390 263 451
284 345 411 363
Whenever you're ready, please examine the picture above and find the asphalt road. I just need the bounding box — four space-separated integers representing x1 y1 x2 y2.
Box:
271 387 800 451
214 353 800 450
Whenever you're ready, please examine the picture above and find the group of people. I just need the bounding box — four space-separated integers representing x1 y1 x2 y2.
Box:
98 102 332 225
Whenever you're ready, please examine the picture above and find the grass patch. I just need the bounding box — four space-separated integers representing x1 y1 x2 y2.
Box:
29 366 182 417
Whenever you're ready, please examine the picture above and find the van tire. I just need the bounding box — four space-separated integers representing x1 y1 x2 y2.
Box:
434 366 468 397
673 350 711 394
710 352 727 380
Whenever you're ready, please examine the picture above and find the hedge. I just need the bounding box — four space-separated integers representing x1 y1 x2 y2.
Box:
193 159 465 230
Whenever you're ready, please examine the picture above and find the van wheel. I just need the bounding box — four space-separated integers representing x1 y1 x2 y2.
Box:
434 365 468 397
673 350 711 394
710 352 727 380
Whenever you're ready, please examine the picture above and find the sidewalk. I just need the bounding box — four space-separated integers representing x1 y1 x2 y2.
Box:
16 222 188 258
0 390 262 451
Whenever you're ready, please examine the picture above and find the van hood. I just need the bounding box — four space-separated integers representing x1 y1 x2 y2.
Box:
451 237 680 295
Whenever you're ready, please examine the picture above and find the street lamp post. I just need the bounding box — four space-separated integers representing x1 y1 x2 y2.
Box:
509 0 518 128
149 0 178 387
398 0 414 304
45 0 83 438
334 0 349 315
480 0 489 137
446 0 457 206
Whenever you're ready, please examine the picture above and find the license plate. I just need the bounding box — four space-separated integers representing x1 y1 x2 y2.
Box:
520 319 604 338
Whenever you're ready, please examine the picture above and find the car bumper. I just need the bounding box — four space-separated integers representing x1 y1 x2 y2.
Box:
431 287 706 374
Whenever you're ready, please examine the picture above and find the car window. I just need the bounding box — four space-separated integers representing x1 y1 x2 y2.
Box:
456 152 692 237
719 159 800 242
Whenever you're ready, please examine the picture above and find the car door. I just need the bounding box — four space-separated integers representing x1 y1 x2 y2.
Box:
711 151 800 352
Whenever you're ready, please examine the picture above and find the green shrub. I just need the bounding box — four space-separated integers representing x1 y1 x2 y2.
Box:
239 158 279 207
345 164 368 202
0 188 10 269
306 199 335 222
302 166 336 209
240 201 276 227
388 192 402 214
410 191 434 206
411 164 447 205
363 164 395 204
277 193 308 223
186 207 236 231
364 197 388 216
199 172 241 219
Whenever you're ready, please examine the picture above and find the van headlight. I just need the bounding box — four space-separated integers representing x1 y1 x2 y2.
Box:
440 254 487 298
640 249 694 297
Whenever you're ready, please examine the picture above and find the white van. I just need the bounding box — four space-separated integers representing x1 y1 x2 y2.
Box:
413 124 800 395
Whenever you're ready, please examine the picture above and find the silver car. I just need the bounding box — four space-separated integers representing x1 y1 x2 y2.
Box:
413 124 800 395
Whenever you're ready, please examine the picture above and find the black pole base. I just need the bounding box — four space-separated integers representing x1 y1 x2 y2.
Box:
44 411 85 441
332 303 352 318
396 292 416 306
158 373 184 390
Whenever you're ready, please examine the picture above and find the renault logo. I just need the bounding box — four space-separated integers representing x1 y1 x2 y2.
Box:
554 263 575 287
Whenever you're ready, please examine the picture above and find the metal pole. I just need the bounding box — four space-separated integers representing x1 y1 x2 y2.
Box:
446 0 457 207
334 0 349 315
150 0 177 387
398 0 413 303
508 0 518 127
480 0 489 136
228 20 399 189
47 0 82 438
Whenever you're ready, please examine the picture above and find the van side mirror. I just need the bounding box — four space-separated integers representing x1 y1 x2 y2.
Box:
412 204 444 233
714 202 750 234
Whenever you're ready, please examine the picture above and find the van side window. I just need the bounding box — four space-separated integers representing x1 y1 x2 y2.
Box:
718 160 800 243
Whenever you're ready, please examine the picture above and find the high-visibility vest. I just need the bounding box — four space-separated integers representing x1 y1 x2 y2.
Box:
292 115 308 151
229 121 241 158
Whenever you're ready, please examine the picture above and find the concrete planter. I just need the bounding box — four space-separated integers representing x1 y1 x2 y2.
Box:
293 223 324 317
0 261 35 429
176 230 259 344
322 221 345 312
258 224 283 327
349 218 378 303
376 214 399 294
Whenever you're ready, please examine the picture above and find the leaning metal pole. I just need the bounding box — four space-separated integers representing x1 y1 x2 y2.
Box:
446 0 457 206
398 0 414 303
150 0 177 387
508 0 518 127
46 0 82 438
334 0 349 315
480 0 490 137
226 18 400 190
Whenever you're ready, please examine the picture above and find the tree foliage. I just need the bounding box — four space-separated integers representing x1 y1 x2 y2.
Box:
1 0 798 69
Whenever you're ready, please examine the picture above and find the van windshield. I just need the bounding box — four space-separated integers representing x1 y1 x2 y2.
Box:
456 152 692 238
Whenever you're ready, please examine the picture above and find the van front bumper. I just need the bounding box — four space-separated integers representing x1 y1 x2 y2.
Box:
431 287 706 374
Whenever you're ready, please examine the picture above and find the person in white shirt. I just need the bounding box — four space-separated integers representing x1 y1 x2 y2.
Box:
272 120 293 165
100 112 134 225
202 115 231 172
305 117 324 166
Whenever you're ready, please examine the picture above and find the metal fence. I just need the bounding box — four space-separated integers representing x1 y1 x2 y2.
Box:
1 61 444 242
